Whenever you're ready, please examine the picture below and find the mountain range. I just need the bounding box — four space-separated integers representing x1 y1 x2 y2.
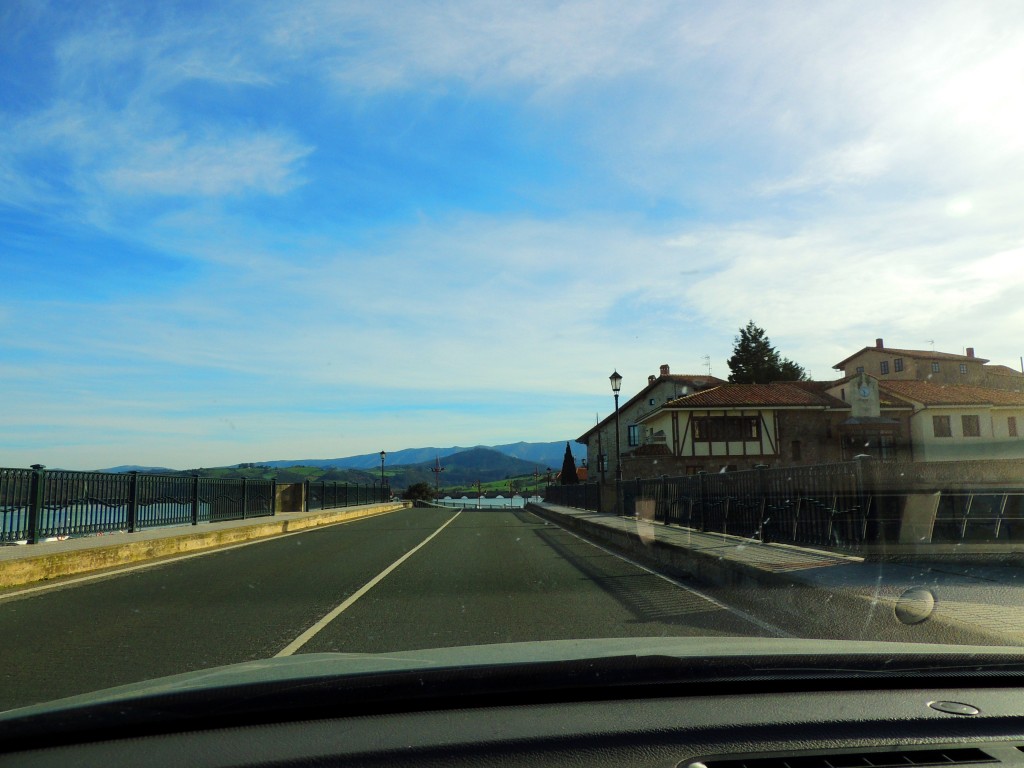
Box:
96 441 585 475
237 441 584 472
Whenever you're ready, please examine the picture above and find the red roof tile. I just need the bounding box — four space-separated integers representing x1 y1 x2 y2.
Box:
987 365 1024 378
878 380 1024 406
663 383 848 409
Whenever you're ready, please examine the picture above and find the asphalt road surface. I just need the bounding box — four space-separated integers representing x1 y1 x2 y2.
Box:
0 506 778 711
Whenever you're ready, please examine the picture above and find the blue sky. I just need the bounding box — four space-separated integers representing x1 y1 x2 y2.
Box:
3 1 1024 470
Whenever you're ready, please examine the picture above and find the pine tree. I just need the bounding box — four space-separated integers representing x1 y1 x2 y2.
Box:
727 321 807 383
559 442 579 485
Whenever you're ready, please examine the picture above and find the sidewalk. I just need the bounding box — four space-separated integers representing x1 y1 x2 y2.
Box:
528 502 1024 647
0 502 409 590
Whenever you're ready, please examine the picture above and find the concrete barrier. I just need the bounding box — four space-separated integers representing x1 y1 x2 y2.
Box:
0 502 409 590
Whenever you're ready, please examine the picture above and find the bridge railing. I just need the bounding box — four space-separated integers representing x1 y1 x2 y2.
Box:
544 460 1024 550
1 467 276 544
542 482 601 512
305 480 390 511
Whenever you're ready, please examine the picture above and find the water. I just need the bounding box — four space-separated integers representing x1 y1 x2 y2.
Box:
435 495 540 509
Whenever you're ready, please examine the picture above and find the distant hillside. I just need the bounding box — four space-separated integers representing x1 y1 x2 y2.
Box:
246 440 584 471
489 441 583 469
94 441 586 477
402 447 543 487
257 446 470 470
94 464 177 474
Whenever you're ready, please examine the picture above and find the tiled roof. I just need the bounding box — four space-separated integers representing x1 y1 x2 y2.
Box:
780 380 832 392
662 383 848 409
987 365 1024 378
664 374 727 383
878 380 1024 407
832 346 989 369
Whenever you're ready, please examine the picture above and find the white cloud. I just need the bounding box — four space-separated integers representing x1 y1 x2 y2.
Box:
760 140 892 195
263 0 672 94
101 132 312 197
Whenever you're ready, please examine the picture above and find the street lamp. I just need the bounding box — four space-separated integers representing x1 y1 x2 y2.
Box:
610 370 623 515
379 450 386 499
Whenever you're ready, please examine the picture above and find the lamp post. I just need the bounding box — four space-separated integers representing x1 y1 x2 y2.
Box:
609 370 623 516
379 450 387 500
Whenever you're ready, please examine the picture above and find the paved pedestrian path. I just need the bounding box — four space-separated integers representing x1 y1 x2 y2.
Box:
530 503 1024 647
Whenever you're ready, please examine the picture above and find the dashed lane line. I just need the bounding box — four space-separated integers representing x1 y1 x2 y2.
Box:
276 509 464 657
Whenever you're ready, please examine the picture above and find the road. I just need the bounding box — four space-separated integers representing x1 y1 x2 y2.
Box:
0 506 777 711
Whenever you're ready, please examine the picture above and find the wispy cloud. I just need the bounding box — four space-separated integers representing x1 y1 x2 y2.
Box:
4 1 1024 468
100 132 312 197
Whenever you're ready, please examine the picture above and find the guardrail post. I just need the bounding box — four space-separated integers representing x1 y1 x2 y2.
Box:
854 454 871 544
127 471 139 533
660 475 669 523
697 471 708 531
27 464 45 545
755 464 768 542
242 478 249 519
191 474 200 525
270 480 277 516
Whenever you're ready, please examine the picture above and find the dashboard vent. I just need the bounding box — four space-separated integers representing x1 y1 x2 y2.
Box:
697 748 998 768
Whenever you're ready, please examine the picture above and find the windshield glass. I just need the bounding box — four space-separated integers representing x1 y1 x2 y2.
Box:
3 0 1024 714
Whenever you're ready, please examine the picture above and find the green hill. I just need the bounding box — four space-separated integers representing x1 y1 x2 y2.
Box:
402 447 543 488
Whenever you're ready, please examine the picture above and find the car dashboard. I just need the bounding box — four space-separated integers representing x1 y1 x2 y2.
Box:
6 684 1024 767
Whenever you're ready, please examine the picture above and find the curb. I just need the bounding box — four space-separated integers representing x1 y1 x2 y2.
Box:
0 503 409 589
527 503 1024 647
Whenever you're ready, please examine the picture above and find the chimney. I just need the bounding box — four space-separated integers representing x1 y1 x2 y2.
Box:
966 347 975 358
659 364 670 376
648 375 656 385
875 338 884 349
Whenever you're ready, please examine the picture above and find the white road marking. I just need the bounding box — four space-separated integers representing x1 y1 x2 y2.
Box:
0 508 401 602
524 509 792 638
276 509 463 657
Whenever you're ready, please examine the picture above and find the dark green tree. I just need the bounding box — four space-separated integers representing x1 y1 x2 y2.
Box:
402 482 435 502
726 321 808 383
559 442 579 485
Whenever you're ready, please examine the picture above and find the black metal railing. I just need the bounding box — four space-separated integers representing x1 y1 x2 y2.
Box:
306 481 390 511
1 468 276 544
542 483 601 511
543 460 1024 550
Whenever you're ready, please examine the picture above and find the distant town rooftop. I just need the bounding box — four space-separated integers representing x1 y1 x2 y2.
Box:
832 337 990 370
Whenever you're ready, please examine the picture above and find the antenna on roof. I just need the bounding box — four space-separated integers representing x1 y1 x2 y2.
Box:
702 354 712 376
927 339 935 350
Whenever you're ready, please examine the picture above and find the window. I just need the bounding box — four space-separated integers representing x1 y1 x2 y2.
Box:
692 416 761 442
962 415 981 437
1010 416 1019 437
649 398 656 406
933 415 952 437
931 362 940 373
880 361 889 375
855 366 864 374
627 424 640 446
894 358 904 372
959 363 968 374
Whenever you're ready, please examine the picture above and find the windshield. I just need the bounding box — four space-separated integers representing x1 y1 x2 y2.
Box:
3 0 1024 715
